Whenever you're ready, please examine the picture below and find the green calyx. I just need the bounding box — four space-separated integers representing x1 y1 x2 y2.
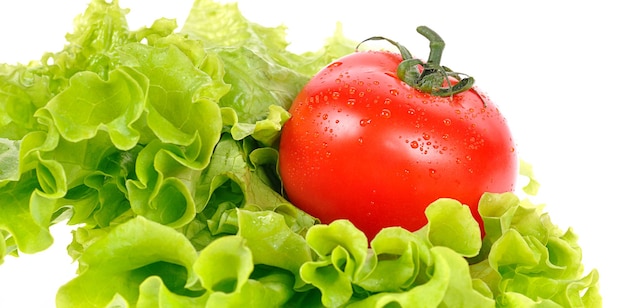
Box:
357 26 475 98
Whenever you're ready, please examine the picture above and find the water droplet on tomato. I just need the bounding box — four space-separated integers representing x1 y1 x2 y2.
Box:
410 141 419 149
359 118 372 126
335 78 342 84
359 91 366 97
332 92 340 99
325 151 332 158
389 89 399 96
346 99 356 106
384 98 392 105
349 87 356 94
322 142 328 147
380 109 391 119
407 108 415 115
329 61 342 68
466 155 472 161
322 113 328 120
335 119 340 124
357 137 364 144
442 133 449 140
422 133 431 140
429 169 438 178
443 118 452 126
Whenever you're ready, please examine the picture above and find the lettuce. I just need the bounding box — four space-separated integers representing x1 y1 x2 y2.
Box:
0 0 601 307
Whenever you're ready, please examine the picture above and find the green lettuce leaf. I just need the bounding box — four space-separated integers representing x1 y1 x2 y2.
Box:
61 210 313 307
425 198 482 257
0 174 54 256
40 67 148 150
56 216 201 308
291 193 601 308
0 137 20 182
348 246 495 308
197 234 296 307
237 210 312 289
473 192 602 307
180 0 355 136
520 159 541 196
180 0 356 78
0 65 49 140
298 204 494 308
182 133 316 252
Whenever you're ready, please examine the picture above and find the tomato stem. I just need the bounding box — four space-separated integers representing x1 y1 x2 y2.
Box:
357 26 482 105
416 26 445 67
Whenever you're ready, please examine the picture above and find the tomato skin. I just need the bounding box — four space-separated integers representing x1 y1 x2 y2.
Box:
279 50 517 240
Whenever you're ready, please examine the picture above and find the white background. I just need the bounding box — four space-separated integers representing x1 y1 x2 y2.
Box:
1 0 624 307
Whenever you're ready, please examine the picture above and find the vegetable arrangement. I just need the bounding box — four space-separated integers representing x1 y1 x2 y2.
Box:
0 0 601 307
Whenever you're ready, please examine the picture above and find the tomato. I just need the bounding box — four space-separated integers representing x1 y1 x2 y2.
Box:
278 27 517 240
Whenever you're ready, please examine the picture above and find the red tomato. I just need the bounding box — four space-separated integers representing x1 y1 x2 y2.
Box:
278 29 517 240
